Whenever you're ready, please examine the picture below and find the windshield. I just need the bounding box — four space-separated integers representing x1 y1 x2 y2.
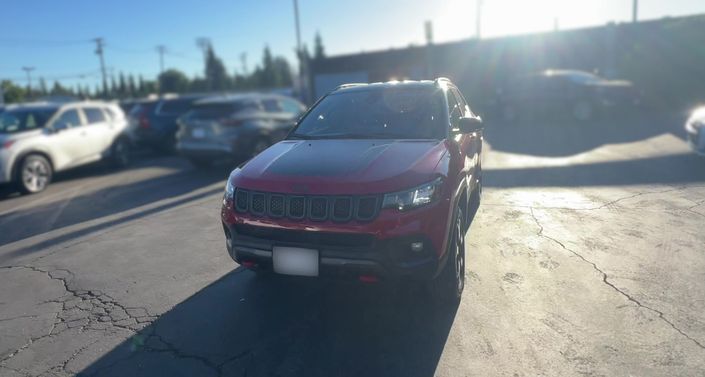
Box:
564 71 602 84
0 108 57 134
291 87 446 139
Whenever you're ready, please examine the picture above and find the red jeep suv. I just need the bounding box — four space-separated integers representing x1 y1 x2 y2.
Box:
221 78 484 302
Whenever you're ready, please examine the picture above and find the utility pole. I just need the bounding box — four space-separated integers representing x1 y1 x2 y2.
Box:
476 0 483 39
632 0 638 23
156 45 166 76
22 66 35 92
93 38 107 97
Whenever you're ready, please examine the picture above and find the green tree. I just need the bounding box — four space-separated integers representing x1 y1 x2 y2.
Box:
50 81 72 96
158 69 190 93
137 75 146 96
108 76 117 98
38 77 48 96
204 44 230 91
1 80 27 104
118 73 127 98
127 74 137 98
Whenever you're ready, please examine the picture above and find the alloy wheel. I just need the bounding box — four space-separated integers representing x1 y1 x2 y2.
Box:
22 159 50 193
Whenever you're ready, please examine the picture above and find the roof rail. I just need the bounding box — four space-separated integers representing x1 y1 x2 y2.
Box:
335 83 367 90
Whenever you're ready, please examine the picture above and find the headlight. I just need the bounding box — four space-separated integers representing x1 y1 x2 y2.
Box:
223 179 235 203
686 119 705 133
382 178 443 211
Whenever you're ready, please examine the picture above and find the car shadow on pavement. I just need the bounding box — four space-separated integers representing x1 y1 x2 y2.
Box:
0 157 228 249
79 270 458 377
485 111 688 157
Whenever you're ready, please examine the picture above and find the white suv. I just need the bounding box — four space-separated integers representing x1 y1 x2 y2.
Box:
0 101 131 194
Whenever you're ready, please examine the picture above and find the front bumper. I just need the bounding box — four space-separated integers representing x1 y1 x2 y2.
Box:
221 199 453 281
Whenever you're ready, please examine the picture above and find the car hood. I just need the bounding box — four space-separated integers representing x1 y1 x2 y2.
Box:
233 139 448 195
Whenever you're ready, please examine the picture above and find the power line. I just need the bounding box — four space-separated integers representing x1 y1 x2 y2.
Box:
0 38 92 47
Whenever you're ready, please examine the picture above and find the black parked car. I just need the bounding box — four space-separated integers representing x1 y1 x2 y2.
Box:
127 94 207 152
497 70 641 122
175 93 306 167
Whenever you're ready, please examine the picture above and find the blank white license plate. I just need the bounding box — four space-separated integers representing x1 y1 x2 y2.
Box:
191 128 206 138
272 247 319 277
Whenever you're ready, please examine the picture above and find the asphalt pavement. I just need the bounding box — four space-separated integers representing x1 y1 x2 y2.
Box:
0 112 704 377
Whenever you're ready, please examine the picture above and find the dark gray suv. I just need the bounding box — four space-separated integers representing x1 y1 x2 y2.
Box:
175 93 305 167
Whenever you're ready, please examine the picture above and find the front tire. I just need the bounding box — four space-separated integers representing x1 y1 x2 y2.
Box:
16 154 52 194
431 208 465 305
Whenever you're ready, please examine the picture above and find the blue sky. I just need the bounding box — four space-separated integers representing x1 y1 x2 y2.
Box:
2 0 704 90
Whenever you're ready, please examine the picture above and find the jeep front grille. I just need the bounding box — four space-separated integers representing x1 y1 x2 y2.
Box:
234 189 380 222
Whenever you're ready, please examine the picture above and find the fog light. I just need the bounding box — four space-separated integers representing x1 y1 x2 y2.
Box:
410 242 424 252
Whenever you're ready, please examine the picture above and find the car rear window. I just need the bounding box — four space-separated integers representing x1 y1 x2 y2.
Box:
0 108 57 134
158 98 197 115
128 102 157 118
185 102 254 121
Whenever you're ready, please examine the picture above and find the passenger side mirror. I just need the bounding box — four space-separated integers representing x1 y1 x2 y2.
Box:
51 122 70 133
457 117 483 133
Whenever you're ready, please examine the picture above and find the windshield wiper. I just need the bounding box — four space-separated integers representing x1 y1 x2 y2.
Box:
288 133 316 140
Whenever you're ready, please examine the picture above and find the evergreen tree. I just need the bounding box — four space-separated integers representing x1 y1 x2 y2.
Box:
110 76 118 99
38 77 48 96
118 73 127 98
127 75 137 98
204 44 229 91
138 75 146 96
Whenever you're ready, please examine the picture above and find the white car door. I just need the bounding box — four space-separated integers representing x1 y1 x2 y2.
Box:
82 107 113 156
47 108 92 169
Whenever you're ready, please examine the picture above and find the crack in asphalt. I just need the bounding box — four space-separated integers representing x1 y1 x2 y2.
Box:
0 265 157 375
0 314 39 323
529 207 705 351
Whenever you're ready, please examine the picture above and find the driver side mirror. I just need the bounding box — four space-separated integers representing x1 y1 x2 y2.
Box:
51 122 70 133
457 117 483 133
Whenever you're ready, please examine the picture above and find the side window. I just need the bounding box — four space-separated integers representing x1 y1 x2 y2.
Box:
280 99 304 116
452 88 473 117
102 107 115 121
84 108 107 124
262 99 282 113
446 90 462 129
54 109 82 128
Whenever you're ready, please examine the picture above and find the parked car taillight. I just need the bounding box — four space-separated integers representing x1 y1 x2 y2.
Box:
139 114 150 129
